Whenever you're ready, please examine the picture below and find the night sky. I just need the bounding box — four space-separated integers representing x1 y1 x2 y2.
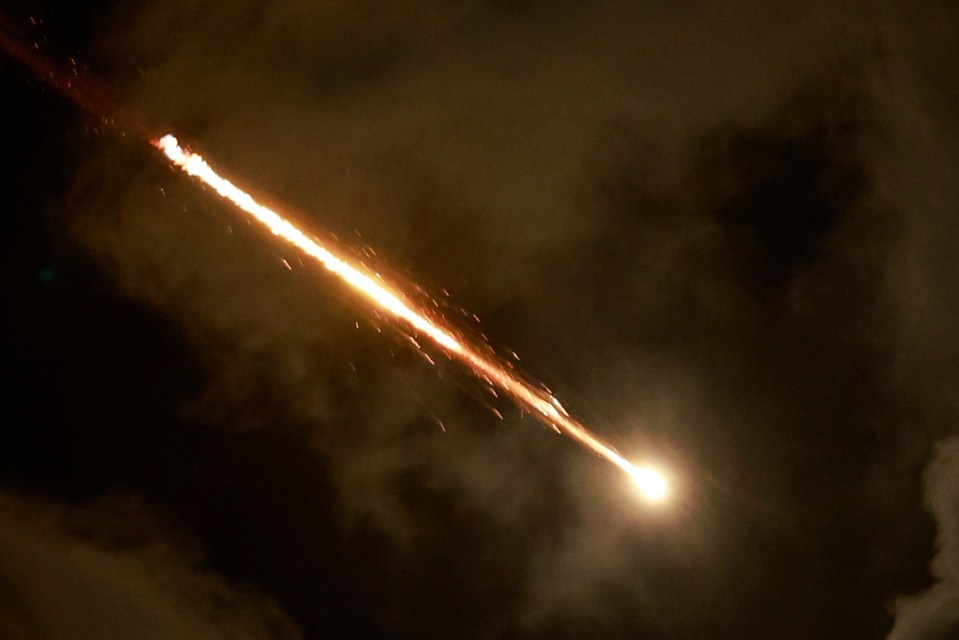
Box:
2 2 959 639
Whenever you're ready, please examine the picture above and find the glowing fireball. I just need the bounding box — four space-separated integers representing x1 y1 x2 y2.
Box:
630 465 670 503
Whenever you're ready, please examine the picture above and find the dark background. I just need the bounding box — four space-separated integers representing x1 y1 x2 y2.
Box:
2 1 958 638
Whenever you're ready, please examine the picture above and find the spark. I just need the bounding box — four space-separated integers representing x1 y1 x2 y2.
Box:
155 134 670 503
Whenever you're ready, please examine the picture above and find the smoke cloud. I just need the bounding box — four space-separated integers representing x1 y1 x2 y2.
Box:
889 438 959 640
0 491 300 640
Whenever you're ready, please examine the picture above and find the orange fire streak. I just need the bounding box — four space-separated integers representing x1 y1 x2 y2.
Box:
154 134 668 502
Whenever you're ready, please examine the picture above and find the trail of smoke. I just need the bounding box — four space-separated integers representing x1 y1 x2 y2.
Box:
154 135 669 502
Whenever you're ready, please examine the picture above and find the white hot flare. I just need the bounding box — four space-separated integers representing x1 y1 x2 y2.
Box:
154 134 670 504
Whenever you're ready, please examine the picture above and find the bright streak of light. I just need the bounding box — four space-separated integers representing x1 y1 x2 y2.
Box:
154 134 670 503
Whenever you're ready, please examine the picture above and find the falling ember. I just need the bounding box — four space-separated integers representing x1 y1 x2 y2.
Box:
155 134 670 503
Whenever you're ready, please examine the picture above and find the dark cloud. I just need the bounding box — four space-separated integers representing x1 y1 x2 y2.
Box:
3 0 959 638
0 491 301 640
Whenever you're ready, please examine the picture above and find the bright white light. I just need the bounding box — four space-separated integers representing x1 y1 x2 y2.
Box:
630 465 670 503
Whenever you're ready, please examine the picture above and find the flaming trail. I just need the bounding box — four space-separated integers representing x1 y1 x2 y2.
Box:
0 14 669 502
0 16 152 137
154 135 669 503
